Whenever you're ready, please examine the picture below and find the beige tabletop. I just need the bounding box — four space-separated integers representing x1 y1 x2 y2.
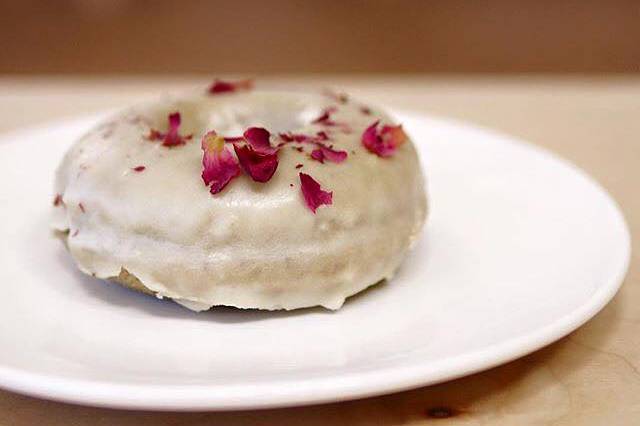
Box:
0 76 638 425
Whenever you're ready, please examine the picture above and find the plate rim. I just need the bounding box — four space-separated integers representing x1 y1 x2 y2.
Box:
0 110 631 411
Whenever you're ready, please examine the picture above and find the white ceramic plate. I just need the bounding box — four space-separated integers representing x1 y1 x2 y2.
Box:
0 112 630 411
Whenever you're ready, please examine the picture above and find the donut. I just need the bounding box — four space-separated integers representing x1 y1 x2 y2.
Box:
52 80 427 311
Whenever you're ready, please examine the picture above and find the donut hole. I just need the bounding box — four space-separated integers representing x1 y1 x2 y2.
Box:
146 92 327 140
203 93 325 135
146 100 203 137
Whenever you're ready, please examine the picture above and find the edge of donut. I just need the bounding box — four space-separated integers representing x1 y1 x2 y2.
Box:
54 229 157 297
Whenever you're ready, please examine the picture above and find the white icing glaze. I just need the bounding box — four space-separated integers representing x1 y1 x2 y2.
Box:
53 90 427 310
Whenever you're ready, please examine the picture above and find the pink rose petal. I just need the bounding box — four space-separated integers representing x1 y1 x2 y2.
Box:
201 131 241 194
381 124 408 147
278 132 306 146
299 173 332 213
279 131 347 164
278 132 348 163
312 108 337 126
361 121 407 157
208 79 254 94
319 145 348 163
147 112 193 147
310 145 347 164
315 131 330 141
234 145 279 183
243 127 277 154
278 131 328 144
310 149 325 163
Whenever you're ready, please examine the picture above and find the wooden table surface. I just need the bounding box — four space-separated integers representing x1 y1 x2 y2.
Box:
0 76 638 425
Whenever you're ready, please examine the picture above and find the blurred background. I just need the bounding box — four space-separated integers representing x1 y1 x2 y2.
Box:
2 0 639 75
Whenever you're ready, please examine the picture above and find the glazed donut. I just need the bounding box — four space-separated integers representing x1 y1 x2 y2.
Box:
52 81 427 311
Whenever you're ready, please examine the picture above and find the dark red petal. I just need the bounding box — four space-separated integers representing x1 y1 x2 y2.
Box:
132 166 146 172
208 79 254 94
243 127 277 154
168 112 180 131
279 132 310 143
162 112 191 147
146 129 164 141
223 136 245 143
278 132 294 143
312 109 337 126
312 112 330 124
53 194 64 207
315 131 330 141
299 173 332 213
234 145 279 183
201 132 241 194
147 112 192 147
280 131 347 164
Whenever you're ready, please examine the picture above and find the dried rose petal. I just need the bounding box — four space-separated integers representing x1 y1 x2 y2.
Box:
295 164 303 169
278 132 307 143
279 131 347 164
208 79 254 94
310 145 348 164
361 121 407 157
243 127 277 154
315 131 330 141
147 112 193 147
78 203 86 213
279 131 328 144
162 112 191 147
312 108 352 133
234 144 279 183
147 129 163 140
381 124 408 147
132 165 146 172
53 194 64 207
312 108 337 126
278 133 300 145
360 106 372 115
299 173 332 213
201 131 241 194
310 149 324 163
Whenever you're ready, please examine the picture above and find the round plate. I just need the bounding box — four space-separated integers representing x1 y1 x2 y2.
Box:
0 112 630 411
